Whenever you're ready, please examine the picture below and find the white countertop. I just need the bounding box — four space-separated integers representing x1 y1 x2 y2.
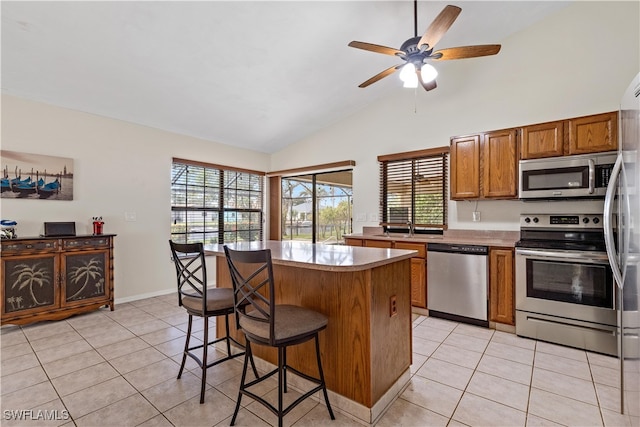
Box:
205 240 416 272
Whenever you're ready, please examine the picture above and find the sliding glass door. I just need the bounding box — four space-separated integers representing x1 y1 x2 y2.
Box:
281 170 352 244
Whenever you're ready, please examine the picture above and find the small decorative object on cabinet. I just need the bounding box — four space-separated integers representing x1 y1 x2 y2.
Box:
1 234 115 325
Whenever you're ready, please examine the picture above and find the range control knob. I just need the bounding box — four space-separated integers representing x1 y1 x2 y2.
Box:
532 217 539 223
592 217 600 224
524 217 531 223
583 217 590 224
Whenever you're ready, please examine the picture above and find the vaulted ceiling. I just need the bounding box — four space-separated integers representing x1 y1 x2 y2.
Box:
1 1 571 153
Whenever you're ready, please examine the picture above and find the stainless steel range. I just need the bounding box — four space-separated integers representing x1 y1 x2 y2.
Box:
515 213 618 356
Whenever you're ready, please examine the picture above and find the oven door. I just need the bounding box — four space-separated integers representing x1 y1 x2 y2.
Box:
516 248 616 326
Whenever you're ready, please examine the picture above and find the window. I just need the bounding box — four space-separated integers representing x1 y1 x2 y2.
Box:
171 158 265 245
378 147 449 233
281 170 353 244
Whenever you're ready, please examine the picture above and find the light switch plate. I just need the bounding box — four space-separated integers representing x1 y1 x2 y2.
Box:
124 211 137 222
472 211 481 222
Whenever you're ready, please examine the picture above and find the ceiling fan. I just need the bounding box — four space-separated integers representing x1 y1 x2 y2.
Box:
348 2 501 91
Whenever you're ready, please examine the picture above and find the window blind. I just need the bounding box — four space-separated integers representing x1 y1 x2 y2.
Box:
171 158 265 245
379 149 448 230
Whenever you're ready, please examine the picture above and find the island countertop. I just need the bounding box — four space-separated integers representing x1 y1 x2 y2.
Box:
204 240 416 272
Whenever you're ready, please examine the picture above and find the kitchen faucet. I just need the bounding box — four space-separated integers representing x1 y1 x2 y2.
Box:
407 220 414 237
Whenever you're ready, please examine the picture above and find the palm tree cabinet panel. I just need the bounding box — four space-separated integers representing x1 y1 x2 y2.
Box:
1 235 115 325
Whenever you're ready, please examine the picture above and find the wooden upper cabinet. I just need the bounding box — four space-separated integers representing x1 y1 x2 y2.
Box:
568 111 618 155
521 111 618 159
451 130 518 200
520 120 564 160
482 129 518 198
450 135 481 199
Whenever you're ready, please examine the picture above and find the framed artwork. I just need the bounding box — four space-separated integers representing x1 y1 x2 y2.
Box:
0 150 74 200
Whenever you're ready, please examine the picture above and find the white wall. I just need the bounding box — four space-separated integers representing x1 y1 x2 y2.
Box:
270 1 640 232
1 96 270 301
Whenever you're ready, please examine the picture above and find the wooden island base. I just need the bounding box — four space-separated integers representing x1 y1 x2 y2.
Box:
209 241 414 424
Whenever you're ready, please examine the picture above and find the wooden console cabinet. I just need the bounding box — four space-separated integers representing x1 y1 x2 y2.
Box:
1 235 115 325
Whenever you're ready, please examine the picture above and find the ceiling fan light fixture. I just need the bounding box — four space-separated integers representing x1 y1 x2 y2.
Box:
399 63 416 82
420 63 438 83
403 73 419 88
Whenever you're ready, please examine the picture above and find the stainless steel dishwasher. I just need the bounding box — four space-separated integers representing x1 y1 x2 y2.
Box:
427 243 489 326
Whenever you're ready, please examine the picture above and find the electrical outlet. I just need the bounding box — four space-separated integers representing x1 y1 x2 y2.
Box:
390 295 397 317
472 211 481 222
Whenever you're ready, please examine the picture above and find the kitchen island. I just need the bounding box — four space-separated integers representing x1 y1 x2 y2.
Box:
205 240 415 424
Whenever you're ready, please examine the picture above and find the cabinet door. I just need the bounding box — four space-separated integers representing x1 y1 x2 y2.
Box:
450 135 481 199
489 248 514 325
394 241 426 258
1 254 60 317
568 111 618 155
364 239 392 249
410 258 427 308
482 129 518 198
520 120 564 159
344 238 363 247
61 249 110 307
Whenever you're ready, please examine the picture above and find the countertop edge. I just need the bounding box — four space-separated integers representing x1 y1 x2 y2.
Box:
205 241 417 272
344 232 518 248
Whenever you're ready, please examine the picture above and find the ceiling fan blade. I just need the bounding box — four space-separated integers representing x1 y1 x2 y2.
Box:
432 44 502 60
417 5 462 51
358 64 402 88
348 41 403 56
416 68 437 91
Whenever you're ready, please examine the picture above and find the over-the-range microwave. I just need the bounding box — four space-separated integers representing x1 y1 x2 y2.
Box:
519 151 617 200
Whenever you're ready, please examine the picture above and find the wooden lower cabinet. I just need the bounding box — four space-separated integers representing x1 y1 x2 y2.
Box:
489 247 515 325
344 237 363 247
1 235 115 325
346 238 428 308
409 258 426 308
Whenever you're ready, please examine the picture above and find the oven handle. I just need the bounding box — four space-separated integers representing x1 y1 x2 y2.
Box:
515 248 610 264
604 152 624 290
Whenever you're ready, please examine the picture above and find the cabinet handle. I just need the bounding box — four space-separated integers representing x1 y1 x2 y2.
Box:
26 244 33 249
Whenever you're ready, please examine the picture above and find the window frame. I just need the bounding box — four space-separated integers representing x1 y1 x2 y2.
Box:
378 147 449 233
280 170 353 244
171 158 265 245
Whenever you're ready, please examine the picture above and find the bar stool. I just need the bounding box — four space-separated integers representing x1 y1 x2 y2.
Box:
169 241 257 403
224 246 335 427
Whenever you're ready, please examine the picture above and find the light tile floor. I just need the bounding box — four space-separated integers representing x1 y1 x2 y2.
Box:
0 294 636 427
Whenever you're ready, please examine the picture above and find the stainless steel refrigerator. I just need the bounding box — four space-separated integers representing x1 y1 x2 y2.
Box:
604 72 640 423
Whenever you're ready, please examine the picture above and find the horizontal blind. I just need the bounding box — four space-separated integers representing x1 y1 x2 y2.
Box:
379 152 448 229
171 160 264 245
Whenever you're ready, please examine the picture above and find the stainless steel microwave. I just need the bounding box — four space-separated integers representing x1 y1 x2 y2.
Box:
519 151 617 199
